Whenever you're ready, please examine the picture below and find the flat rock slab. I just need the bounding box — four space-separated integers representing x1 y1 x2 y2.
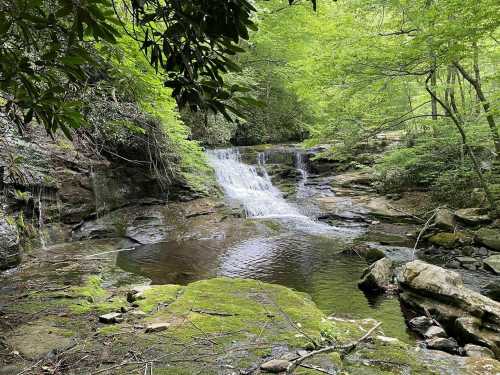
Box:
145 323 170 333
99 312 123 324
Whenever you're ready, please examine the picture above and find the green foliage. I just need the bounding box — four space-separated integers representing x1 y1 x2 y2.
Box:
100 33 217 193
0 0 120 135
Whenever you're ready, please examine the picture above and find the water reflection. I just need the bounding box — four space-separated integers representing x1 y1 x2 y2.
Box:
117 230 412 342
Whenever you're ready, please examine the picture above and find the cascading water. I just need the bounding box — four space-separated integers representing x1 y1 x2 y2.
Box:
206 148 303 218
206 148 355 235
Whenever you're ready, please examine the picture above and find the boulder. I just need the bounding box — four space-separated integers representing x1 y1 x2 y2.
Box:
423 326 447 339
399 261 500 356
475 228 500 251
433 208 456 231
425 337 459 354
454 208 491 225
464 344 495 359
358 258 394 293
428 232 469 249
408 316 434 335
484 254 500 275
0 217 21 270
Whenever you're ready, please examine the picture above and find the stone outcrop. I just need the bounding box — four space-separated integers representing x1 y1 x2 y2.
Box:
0 217 20 269
399 260 500 357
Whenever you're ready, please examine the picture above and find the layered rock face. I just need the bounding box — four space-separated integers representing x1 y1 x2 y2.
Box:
399 260 500 357
0 124 191 269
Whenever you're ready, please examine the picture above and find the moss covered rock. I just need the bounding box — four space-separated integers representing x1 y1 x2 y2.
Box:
429 232 468 249
475 228 500 251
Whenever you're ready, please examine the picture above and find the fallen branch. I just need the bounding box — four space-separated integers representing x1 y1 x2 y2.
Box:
191 308 238 317
412 207 442 258
387 204 425 222
286 322 382 374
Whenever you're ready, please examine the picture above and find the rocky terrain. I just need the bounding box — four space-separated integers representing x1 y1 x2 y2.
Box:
1 140 500 374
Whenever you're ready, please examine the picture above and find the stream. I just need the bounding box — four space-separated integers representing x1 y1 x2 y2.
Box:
118 147 413 342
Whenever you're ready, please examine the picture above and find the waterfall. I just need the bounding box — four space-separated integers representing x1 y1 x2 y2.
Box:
206 148 303 219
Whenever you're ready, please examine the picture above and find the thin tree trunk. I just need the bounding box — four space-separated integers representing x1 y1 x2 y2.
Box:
430 69 438 120
425 72 496 212
454 61 500 156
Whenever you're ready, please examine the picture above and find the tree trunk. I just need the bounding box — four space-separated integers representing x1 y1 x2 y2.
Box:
425 72 497 212
454 61 500 156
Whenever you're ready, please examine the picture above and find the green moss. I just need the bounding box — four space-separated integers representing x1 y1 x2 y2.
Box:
71 275 107 301
98 325 122 335
429 232 468 248
135 285 184 313
351 336 437 375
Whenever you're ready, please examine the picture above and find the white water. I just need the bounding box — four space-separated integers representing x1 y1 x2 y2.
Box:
207 148 357 236
207 148 303 218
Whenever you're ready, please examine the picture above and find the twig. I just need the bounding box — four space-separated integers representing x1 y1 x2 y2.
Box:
286 322 382 374
299 363 336 374
191 308 238 317
412 207 442 258
386 204 425 222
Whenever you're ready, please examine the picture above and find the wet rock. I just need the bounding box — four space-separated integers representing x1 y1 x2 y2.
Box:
423 326 447 339
408 316 434 335
364 223 416 247
456 256 480 270
475 228 500 251
425 337 458 353
433 208 456 231
455 208 491 225
260 359 290 373
484 254 500 274
145 323 170 333
0 217 20 269
99 312 123 324
464 344 495 359
428 232 469 249
358 258 394 293
482 281 500 302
